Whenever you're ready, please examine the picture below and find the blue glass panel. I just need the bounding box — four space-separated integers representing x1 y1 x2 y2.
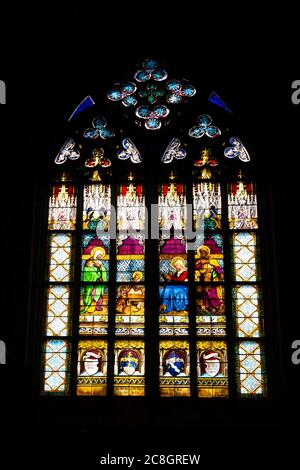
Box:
68 96 95 121
208 91 232 113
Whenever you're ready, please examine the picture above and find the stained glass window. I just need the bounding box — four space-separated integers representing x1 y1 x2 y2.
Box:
40 59 268 400
159 182 189 339
229 181 266 395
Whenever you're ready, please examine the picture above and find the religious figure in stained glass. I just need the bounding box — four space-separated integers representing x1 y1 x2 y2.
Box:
195 245 223 282
81 247 107 314
116 283 145 314
162 256 188 282
159 284 188 314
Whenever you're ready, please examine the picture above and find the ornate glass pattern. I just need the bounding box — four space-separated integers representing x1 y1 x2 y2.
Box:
107 82 137 107
83 116 115 140
134 59 168 83
232 232 258 282
166 80 196 104
231 181 265 395
48 183 77 230
85 148 112 169
42 340 70 394
237 341 265 395
77 340 108 396
83 183 111 230
224 137 250 162
136 105 170 130
189 114 221 139
197 341 228 397
54 139 80 164
117 138 142 163
228 182 258 229
161 138 186 164
42 181 77 394
233 285 262 338
114 340 145 396
106 58 195 130
45 286 71 336
159 341 190 397
48 233 73 282
193 182 222 231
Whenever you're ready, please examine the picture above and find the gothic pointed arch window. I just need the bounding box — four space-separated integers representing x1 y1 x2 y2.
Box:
40 59 267 398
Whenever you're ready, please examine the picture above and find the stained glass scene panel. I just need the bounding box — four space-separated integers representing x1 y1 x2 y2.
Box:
159 341 190 397
196 285 226 336
83 183 111 230
237 341 265 395
45 285 71 336
48 233 73 282
115 284 145 336
159 284 188 336
233 285 262 338
117 183 145 282
114 340 145 396
42 339 70 394
159 183 188 282
79 285 109 335
197 340 228 397
48 183 77 230
81 234 110 282
195 233 224 282
228 182 258 230
77 340 108 396
232 232 258 282
193 182 222 231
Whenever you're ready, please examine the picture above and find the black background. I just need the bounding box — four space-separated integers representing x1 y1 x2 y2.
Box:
0 4 299 466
